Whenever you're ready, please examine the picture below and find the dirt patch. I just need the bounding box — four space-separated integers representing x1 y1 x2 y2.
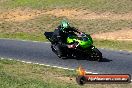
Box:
0 9 44 22
45 9 132 20
1 8 132 41
92 28 132 41
0 0 8 2
0 8 132 22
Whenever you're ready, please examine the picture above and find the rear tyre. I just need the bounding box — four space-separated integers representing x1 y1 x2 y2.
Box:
91 48 102 61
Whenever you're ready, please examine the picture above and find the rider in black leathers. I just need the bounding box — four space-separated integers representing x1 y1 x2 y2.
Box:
51 20 81 58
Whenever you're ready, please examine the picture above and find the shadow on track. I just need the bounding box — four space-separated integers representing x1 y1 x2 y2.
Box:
63 57 112 62
99 58 112 62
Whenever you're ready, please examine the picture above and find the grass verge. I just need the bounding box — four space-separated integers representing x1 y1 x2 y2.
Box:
94 39 132 51
0 58 77 88
0 33 45 41
0 0 132 13
1 14 132 34
0 58 132 88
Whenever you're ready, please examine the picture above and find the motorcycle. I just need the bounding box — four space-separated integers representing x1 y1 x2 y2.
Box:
44 31 102 61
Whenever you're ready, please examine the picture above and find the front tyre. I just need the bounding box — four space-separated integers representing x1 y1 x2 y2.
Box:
91 48 102 61
51 44 67 59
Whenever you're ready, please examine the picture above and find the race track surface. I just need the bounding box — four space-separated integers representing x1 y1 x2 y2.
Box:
0 39 132 75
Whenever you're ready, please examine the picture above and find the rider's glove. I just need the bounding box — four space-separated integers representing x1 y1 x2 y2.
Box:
67 44 76 48
79 32 83 35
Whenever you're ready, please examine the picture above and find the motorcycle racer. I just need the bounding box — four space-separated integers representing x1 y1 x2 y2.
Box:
44 20 102 61
51 20 81 58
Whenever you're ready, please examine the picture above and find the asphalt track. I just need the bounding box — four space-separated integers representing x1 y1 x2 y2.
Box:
0 39 132 76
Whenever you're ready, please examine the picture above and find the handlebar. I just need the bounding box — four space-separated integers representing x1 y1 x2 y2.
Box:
74 42 79 49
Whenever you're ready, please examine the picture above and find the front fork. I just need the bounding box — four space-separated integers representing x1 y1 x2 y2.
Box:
87 45 96 55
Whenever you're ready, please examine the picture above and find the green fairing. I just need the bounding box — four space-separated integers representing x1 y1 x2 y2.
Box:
67 34 93 49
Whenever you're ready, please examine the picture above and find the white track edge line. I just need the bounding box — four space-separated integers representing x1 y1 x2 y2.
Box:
0 58 132 82
0 58 94 72
0 38 50 43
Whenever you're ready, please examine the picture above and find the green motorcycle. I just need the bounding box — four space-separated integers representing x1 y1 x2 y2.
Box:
44 32 102 61
66 32 102 61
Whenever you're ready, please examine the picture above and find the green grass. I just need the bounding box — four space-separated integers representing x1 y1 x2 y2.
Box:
0 33 45 41
0 0 132 13
94 39 132 51
0 58 132 88
0 58 77 88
